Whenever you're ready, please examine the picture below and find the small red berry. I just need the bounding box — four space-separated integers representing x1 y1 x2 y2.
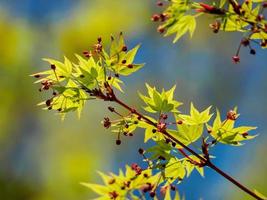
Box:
103 117 111 129
108 178 115 185
131 108 136 113
108 106 115 112
160 13 168 22
109 191 118 199
51 64 56 70
150 191 156 198
160 186 168 195
124 181 131 188
121 45 127 52
143 173 149 178
46 99 51 106
116 139 121 145
157 26 165 34
250 49 256 55
151 14 160 22
227 110 237 120
161 114 168 120
142 187 148 193
242 132 249 138
34 74 41 78
209 21 221 33
157 1 163 6
131 163 138 170
177 120 183 125
138 148 144 155
257 14 264 21
158 155 166 160
170 185 176 191
261 40 267 47
241 38 250 47
127 64 133 68
83 51 90 58
232 56 240 64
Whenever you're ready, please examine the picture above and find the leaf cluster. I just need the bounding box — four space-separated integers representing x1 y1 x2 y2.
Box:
31 34 144 119
154 0 267 51
85 84 257 199
32 35 260 200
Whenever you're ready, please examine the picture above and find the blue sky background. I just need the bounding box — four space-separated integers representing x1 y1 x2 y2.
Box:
0 1 266 199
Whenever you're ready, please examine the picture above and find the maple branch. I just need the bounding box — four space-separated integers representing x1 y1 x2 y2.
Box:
178 148 204 167
99 85 263 200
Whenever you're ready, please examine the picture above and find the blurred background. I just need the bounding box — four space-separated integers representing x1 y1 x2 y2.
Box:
0 0 266 199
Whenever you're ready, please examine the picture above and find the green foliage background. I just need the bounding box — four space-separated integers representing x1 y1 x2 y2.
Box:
0 0 267 199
